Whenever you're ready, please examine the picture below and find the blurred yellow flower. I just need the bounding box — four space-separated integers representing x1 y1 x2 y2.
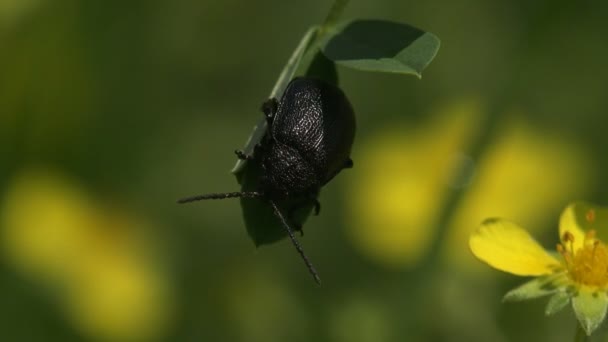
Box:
445 117 593 269
346 99 593 268
0 169 173 341
346 99 481 268
1 169 95 281
470 203 608 336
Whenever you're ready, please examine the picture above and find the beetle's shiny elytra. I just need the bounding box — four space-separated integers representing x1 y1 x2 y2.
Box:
264 77 355 196
178 77 356 284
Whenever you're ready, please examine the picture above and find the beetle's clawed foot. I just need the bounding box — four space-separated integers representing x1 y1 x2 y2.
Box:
295 223 304 236
313 199 321 216
344 158 354 169
235 149 253 161
261 98 278 120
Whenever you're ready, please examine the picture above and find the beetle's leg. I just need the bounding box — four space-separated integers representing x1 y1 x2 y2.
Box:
261 98 278 124
288 195 320 229
312 198 321 216
235 136 270 161
234 149 254 161
302 191 321 215
295 222 304 237
285 217 304 236
344 158 354 169
287 206 305 236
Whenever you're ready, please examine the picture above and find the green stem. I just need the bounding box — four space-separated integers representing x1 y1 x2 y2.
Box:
270 0 350 98
231 27 317 174
416 95 505 273
574 323 588 342
232 0 350 174
418 28 528 271
268 27 318 99
321 0 350 30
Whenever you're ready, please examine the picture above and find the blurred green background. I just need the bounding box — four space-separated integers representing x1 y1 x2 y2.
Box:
2 0 608 341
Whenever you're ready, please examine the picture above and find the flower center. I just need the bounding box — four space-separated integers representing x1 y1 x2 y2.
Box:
558 230 608 288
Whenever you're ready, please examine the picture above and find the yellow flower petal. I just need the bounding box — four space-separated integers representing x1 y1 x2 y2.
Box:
559 203 589 252
469 218 561 276
446 117 594 270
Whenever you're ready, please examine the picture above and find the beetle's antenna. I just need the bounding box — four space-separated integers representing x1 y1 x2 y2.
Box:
269 200 321 285
177 191 263 204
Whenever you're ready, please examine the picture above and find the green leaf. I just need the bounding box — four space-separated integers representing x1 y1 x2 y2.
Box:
322 19 440 77
304 49 338 86
545 291 571 316
572 290 608 336
503 274 565 302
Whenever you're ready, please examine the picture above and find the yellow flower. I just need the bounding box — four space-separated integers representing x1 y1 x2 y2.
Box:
1 169 173 341
469 202 608 336
346 98 593 268
347 99 481 267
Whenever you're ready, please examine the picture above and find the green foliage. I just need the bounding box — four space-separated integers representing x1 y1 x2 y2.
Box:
322 19 440 77
6 0 608 341
232 3 440 246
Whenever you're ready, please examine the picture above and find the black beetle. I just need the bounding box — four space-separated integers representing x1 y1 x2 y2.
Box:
178 77 356 284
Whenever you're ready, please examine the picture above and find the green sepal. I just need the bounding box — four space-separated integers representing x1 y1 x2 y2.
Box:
545 291 571 316
503 273 565 302
572 289 608 336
